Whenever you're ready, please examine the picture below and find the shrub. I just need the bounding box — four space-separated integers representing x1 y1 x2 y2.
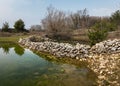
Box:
14 19 25 32
88 23 108 46
2 22 9 32
106 22 117 31
110 10 120 26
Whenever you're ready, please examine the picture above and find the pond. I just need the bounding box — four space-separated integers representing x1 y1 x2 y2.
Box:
0 42 97 86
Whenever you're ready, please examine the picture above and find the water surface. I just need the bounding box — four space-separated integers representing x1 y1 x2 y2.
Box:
0 42 97 86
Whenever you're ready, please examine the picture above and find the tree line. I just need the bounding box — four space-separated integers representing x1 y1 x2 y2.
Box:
1 19 27 32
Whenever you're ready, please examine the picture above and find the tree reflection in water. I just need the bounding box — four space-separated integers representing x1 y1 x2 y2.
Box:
0 42 24 56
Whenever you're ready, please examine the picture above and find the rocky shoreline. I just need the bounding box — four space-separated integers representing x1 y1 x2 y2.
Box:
87 54 120 86
19 36 120 86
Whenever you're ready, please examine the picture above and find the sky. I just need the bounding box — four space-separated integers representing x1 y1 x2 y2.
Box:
0 0 119 28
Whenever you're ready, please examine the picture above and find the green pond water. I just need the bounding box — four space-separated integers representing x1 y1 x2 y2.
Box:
0 42 97 86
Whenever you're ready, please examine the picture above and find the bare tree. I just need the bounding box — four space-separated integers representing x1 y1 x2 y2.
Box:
70 8 89 29
42 6 71 40
2 22 9 32
30 25 42 32
88 16 101 28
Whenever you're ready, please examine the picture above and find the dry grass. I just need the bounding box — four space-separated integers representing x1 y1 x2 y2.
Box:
0 32 29 42
0 32 14 37
72 29 120 44
0 28 119 43
107 30 120 39
70 29 89 44
0 36 28 42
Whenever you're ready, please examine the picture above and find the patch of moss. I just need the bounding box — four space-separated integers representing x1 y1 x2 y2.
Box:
32 50 89 68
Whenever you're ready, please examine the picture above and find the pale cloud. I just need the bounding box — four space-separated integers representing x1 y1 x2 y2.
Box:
0 0 16 27
90 8 117 16
0 0 16 16
0 0 44 28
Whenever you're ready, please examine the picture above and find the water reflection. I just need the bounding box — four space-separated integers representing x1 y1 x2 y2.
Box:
2 45 10 54
0 42 98 86
0 42 24 56
14 46 24 56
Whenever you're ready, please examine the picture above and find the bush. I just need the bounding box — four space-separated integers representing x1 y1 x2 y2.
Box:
106 22 117 31
110 10 120 26
88 23 108 46
14 19 25 32
2 22 9 32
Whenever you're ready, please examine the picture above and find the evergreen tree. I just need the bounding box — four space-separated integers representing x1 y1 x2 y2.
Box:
14 19 25 32
2 22 9 32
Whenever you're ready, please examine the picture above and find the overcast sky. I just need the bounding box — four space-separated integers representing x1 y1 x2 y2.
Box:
0 0 119 28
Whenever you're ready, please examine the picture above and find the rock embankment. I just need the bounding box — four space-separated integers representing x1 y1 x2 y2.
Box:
19 36 90 59
19 36 120 58
88 54 120 86
91 39 120 54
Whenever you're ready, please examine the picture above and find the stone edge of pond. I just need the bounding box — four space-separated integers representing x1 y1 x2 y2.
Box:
19 43 89 68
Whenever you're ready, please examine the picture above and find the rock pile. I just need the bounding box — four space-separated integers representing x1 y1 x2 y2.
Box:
19 36 120 57
91 39 120 54
19 36 90 59
88 54 120 86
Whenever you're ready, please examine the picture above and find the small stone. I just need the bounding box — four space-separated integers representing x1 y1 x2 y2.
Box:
76 57 79 60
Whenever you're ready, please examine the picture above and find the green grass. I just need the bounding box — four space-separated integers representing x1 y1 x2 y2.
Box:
0 35 28 43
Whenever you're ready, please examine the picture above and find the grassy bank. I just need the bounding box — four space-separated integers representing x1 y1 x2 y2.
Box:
0 35 28 43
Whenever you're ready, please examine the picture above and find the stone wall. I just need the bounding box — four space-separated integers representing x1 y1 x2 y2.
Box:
19 36 120 59
91 39 120 54
19 36 90 59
